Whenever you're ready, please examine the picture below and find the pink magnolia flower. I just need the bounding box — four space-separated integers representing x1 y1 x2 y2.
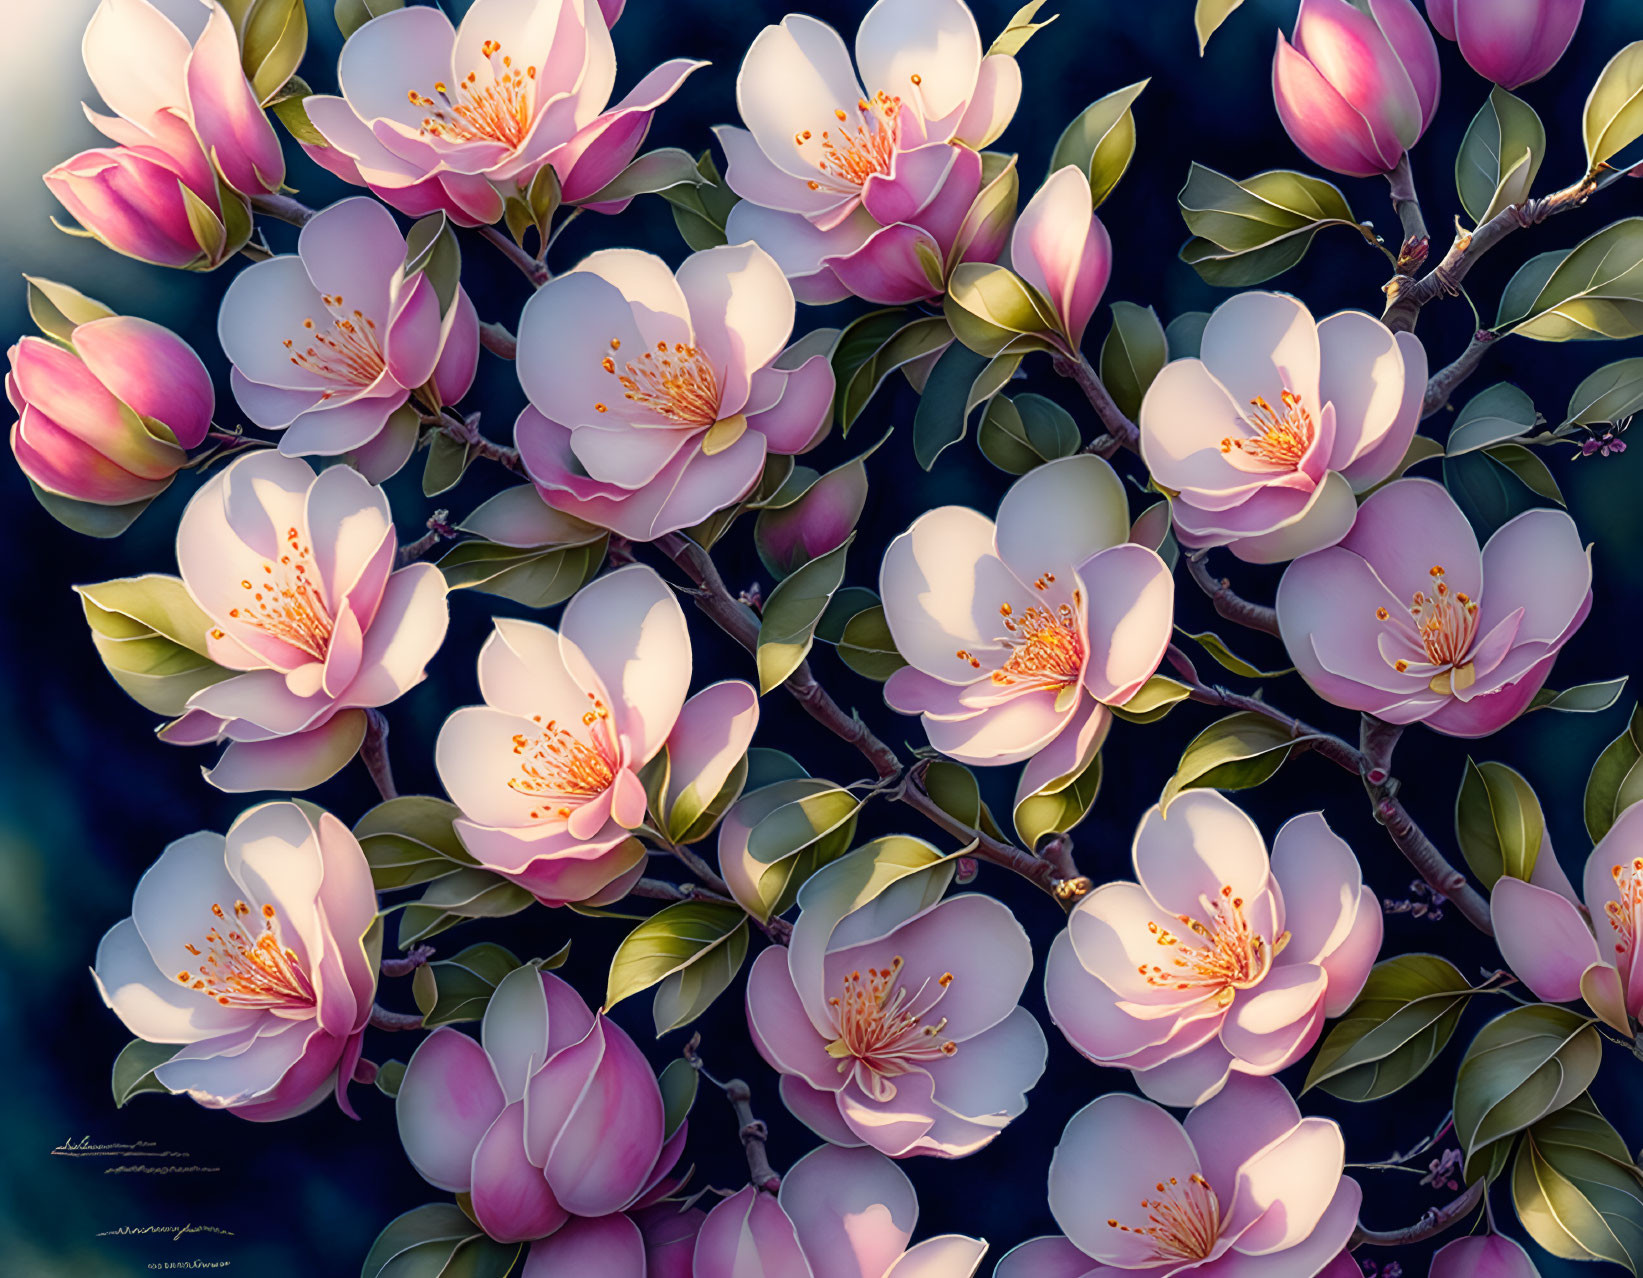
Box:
1140 291 1429 564
9 313 211 507
1430 1235 1542 1278
303 0 703 226
92 801 377 1122
1277 477 1592 737
519 1207 703 1277
217 197 480 482
718 0 1023 304
171 451 450 791
1033 1076 1362 1278
1491 801 1643 1038
1046 789 1382 1107
46 0 283 266
1273 0 1440 177
880 456 1173 805
397 965 685 1249
1010 166 1112 356
436 564 758 907
694 1143 987 1277
746 841 1046 1158
1428 0 1583 89
514 244 833 541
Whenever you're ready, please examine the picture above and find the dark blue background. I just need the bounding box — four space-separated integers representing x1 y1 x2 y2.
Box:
3 0 1643 1274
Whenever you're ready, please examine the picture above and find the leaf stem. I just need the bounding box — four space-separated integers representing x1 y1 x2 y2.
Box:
1053 354 1141 453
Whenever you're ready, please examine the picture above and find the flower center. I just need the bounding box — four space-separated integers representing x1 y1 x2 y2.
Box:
1375 564 1480 694
407 40 536 148
594 337 721 427
1108 1173 1222 1263
507 697 616 820
1605 859 1643 960
955 576 1087 696
174 899 315 1011
1140 885 1286 1002
795 86 910 189
222 526 334 661
1220 391 1315 470
825 956 956 1101
282 292 386 394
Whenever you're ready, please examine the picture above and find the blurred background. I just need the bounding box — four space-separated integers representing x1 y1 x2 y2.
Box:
3 0 1642 1274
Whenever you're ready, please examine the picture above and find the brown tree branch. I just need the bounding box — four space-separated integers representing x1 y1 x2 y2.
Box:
476 225 550 286
1184 552 1282 637
479 321 518 360
249 191 316 227
1423 331 1498 418
368 1003 424 1032
1350 1178 1485 1249
685 1036 782 1193
1054 354 1141 453
425 408 524 475
360 708 398 802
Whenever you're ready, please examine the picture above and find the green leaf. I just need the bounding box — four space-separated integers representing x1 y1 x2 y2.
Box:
360 1204 519 1278
268 74 326 146
652 917 748 1034
334 0 401 41
987 0 1056 56
1014 751 1102 848
374 1060 405 1098
1454 1005 1602 1171
1455 759 1544 889
1442 449 1545 540
754 438 880 579
1165 311 1210 360
28 478 158 538
977 392 1080 474
837 316 952 434
1567 358 1643 427
666 150 737 251
1305 954 1474 1102
948 153 1020 271
723 779 860 921
1530 678 1628 716
397 868 534 949
112 1039 176 1107
1160 711 1316 811
1195 0 1245 52
411 942 526 1029
242 0 307 105
1587 704 1643 843
582 148 707 207
1514 1093 1643 1269
913 341 1004 470
1497 217 1643 341
457 486 605 550
423 431 472 497
658 1057 698 1138
1446 382 1538 456
605 901 747 1010
796 836 955 931
1179 165 1371 287
437 537 607 610
403 212 461 320
1488 443 1563 506
756 538 851 693
943 264 1059 357
1109 675 1195 725
837 604 907 682
355 796 476 891
1099 302 1167 419
1457 87 1545 226
76 575 231 716
814 586 878 644
1175 628 1293 680
1051 80 1148 208
1584 41 1643 171
24 275 114 343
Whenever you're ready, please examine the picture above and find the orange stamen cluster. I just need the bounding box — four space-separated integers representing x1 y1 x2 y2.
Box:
283 293 385 393
1107 1173 1222 1262
174 900 314 1010
227 526 333 660
955 575 1087 694
1378 565 1480 675
796 88 905 188
826 956 957 1100
1606 858 1643 959
1140 885 1284 1000
508 696 616 820
1221 391 1315 469
599 339 721 426
407 39 536 147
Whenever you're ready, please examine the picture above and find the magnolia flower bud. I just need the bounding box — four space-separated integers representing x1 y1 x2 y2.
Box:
1427 0 1583 89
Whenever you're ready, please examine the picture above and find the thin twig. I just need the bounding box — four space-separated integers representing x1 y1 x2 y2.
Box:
1184 552 1281 637
1423 330 1498 418
1054 354 1141 453
361 709 398 802
249 191 316 227
398 510 456 566
1350 1177 1485 1249
652 533 1087 901
479 321 517 360
476 225 550 286
1167 647 1492 934
685 1036 782 1193
426 408 524 474
380 945 435 978
368 1003 424 1032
